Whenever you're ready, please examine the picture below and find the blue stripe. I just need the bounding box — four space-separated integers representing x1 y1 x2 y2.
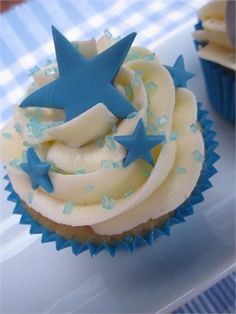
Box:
5 9 39 51
210 285 230 311
0 107 13 122
222 277 235 297
197 294 214 313
0 39 16 67
204 289 224 313
191 298 204 313
217 280 235 308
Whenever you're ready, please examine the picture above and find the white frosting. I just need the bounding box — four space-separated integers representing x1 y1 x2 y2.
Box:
0 36 204 235
192 0 235 71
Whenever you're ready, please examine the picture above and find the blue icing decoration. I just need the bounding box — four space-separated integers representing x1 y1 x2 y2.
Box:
101 195 115 210
192 149 204 162
20 26 136 121
190 123 198 133
165 55 195 88
175 167 186 174
63 202 74 214
115 119 165 167
20 147 54 193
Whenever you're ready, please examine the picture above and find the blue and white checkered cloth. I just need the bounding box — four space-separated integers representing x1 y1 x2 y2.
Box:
0 1 235 313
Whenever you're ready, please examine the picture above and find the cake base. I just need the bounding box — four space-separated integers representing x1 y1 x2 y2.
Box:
22 200 175 245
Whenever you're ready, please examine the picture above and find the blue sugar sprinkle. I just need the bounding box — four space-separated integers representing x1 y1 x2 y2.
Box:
140 163 152 178
9 159 22 171
124 84 133 100
45 59 53 65
133 70 143 85
28 65 40 76
114 36 121 42
21 151 27 162
101 195 115 210
143 52 156 61
190 123 198 133
169 131 179 141
13 122 21 134
2 133 12 139
23 141 31 147
146 106 153 118
124 190 134 198
156 116 168 127
125 51 141 62
105 135 117 150
175 167 186 174
104 29 112 38
28 192 34 205
192 149 204 162
112 160 123 169
101 160 113 169
63 202 74 215
146 123 158 134
127 112 137 119
96 138 104 148
76 169 86 175
110 121 118 132
45 67 58 77
145 81 157 91
86 184 95 192
73 43 80 51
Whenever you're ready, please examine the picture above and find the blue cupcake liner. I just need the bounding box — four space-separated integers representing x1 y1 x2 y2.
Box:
194 22 235 124
4 103 219 257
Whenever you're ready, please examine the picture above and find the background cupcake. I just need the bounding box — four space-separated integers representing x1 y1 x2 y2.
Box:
193 0 235 123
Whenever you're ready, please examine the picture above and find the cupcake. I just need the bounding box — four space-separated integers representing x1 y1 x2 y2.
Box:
193 0 235 123
0 27 219 256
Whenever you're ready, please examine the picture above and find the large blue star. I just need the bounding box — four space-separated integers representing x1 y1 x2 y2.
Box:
21 147 54 193
165 55 195 88
114 119 165 167
20 26 137 121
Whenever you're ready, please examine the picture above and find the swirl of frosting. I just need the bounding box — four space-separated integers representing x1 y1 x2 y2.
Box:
0 35 204 235
192 0 236 71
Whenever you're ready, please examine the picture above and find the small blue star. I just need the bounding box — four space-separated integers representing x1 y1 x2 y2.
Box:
165 55 195 88
21 147 54 193
20 26 136 121
114 119 165 167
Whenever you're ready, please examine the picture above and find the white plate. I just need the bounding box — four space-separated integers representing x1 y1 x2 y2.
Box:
0 20 235 314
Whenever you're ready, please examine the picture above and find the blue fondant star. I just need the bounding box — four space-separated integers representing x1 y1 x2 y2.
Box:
165 55 195 88
114 119 165 167
21 147 54 193
20 26 137 121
